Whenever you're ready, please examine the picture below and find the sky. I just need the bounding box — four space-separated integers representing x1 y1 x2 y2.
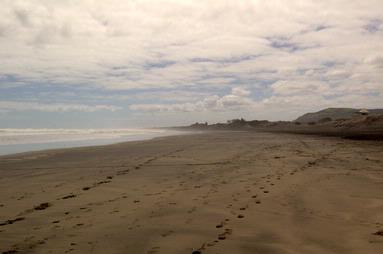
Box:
0 0 382 128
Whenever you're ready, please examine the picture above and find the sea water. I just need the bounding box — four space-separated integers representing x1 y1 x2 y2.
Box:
0 128 183 156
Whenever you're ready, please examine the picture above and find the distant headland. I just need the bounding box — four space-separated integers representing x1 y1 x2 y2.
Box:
173 108 383 140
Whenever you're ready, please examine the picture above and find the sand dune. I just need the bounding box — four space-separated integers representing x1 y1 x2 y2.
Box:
0 132 382 253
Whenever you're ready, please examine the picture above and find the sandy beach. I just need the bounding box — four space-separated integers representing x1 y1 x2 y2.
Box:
1 131 382 254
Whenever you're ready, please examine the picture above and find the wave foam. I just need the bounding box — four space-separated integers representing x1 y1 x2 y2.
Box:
0 128 165 145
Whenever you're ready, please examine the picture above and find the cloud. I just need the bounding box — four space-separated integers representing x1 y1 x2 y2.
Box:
271 80 331 96
364 19 382 34
0 0 382 123
130 87 254 112
0 101 121 112
130 78 382 120
1 0 381 88
365 55 383 69
231 87 251 96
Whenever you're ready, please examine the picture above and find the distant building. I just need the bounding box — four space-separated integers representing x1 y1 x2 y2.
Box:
190 122 208 128
227 118 246 124
357 109 369 115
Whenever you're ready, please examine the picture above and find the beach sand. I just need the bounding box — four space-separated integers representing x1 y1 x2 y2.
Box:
0 131 382 253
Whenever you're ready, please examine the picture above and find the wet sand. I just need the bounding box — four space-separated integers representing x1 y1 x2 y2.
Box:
0 131 382 253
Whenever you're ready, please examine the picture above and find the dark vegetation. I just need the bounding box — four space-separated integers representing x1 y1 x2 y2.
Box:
174 108 383 140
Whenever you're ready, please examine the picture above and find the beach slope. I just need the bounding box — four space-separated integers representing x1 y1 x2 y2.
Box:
0 131 382 253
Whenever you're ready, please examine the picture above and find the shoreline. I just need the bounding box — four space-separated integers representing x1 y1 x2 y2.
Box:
173 126 383 141
1 131 382 253
0 129 195 158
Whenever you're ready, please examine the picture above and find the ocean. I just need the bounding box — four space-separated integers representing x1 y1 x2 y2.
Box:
0 128 184 156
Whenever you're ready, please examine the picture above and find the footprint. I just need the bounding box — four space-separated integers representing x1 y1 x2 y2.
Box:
2 249 19 254
161 230 174 237
216 222 224 228
96 180 111 185
34 202 51 211
62 194 77 200
192 242 206 253
117 169 129 175
0 217 25 226
147 246 160 254
206 241 216 247
217 228 233 241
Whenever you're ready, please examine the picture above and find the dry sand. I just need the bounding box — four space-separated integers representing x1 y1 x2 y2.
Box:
0 131 382 254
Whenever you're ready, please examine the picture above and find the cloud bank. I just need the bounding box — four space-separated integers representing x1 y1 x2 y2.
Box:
0 101 121 112
0 0 382 125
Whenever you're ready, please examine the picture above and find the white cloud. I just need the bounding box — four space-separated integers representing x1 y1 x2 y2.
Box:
130 87 254 112
0 101 121 112
231 87 251 97
365 55 383 69
0 0 382 122
271 80 331 96
1 0 382 87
